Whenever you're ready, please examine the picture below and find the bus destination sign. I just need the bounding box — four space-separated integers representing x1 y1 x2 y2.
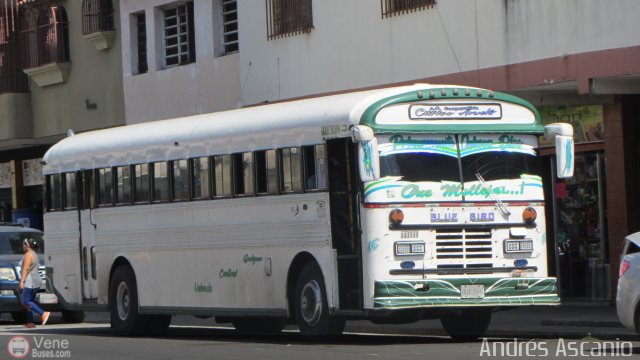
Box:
409 103 502 120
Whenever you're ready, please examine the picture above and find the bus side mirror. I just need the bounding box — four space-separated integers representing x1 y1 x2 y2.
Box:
545 123 574 178
357 138 380 182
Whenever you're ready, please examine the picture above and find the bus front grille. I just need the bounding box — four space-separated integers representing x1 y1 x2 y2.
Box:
435 227 493 267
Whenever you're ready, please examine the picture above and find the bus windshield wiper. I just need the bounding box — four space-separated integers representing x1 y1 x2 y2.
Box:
475 173 511 218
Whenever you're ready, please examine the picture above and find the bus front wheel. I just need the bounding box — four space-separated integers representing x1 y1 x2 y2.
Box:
440 309 492 341
295 262 345 336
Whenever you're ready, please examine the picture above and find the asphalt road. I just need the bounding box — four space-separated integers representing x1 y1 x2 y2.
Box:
0 313 638 360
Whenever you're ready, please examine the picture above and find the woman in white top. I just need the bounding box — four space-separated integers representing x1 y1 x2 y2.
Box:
19 238 50 328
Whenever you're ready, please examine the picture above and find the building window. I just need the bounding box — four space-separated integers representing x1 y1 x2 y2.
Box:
81 0 115 35
266 0 312 40
19 5 70 69
133 12 148 74
381 0 436 18
162 2 195 68
220 0 238 54
0 7 29 93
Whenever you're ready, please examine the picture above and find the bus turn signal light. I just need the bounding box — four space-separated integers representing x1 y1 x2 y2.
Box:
522 207 537 224
389 209 404 225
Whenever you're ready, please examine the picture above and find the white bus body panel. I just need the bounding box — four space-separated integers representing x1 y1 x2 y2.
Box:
45 193 336 313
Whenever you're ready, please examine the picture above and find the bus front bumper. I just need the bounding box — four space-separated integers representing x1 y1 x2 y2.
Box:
373 277 560 309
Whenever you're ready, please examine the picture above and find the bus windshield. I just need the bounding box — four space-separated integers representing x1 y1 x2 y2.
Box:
461 151 542 182
380 152 460 182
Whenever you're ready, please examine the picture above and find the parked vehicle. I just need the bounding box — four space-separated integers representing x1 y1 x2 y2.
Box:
0 223 84 323
617 232 640 334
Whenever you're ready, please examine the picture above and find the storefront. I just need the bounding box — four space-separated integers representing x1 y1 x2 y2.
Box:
539 105 610 301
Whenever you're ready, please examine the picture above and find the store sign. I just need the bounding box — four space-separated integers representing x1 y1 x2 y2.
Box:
409 103 502 120
22 158 43 186
538 105 604 146
0 162 11 189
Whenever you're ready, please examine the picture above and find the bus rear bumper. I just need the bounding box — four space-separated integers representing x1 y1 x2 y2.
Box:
373 277 560 309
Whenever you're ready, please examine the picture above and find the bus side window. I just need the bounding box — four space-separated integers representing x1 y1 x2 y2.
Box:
191 157 211 199
47 174 63 211
115 166 132 205
85 170 96 209
303 144 327 190
213 155 232 198
233 152 254 196
280 147 303 193
64 172 78 210
255 150 277 195
97 168 114 207
134 164 150 203
172 159 189 201
152 162 170 202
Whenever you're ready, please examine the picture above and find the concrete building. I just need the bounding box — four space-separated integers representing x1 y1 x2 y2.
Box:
0 0 125 227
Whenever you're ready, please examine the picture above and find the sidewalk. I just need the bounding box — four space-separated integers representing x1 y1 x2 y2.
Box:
345 302 639 341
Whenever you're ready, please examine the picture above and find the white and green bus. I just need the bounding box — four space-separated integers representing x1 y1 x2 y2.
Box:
42 84 573 338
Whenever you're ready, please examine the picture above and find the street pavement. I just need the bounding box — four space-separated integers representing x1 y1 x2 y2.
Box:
0 303 638 359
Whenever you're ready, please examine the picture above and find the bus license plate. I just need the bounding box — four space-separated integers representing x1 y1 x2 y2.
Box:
461 285 485 299
36 293 58 304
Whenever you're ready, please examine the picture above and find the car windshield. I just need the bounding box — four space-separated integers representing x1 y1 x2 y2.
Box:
0 231 45 254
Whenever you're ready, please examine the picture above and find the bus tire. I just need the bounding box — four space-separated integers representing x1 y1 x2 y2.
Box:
295 262 345 336
62 310 85 323
232 317 285 335
109 265 146 335
440 309 492 341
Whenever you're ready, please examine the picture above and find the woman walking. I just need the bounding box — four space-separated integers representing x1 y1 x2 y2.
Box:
19 238 50 328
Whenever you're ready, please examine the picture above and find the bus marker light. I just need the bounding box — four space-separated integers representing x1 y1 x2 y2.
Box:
389 209 404 225
400 261 415 269
523 207 537 224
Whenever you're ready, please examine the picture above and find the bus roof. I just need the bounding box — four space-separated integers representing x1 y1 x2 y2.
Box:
42 84 542 174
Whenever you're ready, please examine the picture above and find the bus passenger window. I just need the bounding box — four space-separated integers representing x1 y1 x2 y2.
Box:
173 160 189 201
233 152 254 196
64 172 78 209
47 174 63 211
280 147 303 193
191 157 210 199
256 150 277 195
303 144 327 190
213 155 232 197
116 166 132 205
153 162 170 202
98 168 114 207
134 164 149 203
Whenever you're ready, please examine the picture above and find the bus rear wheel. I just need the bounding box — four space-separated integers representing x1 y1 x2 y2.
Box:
109 265 147 335
440 309 492 341
295 262 345 337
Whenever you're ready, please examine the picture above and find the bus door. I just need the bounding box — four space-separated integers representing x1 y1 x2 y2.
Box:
326 138 362 310
79 170 98 300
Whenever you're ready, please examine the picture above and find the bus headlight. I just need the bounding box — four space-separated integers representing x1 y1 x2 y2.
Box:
504 239 534 253
395 242 425 256
389 209 404 225
0 267 17 281
522 207 537 224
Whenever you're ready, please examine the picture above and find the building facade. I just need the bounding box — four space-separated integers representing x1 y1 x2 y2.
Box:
9 0 639 300
0 0 125 227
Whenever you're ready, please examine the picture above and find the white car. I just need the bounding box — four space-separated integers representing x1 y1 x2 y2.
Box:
617 232 640 334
